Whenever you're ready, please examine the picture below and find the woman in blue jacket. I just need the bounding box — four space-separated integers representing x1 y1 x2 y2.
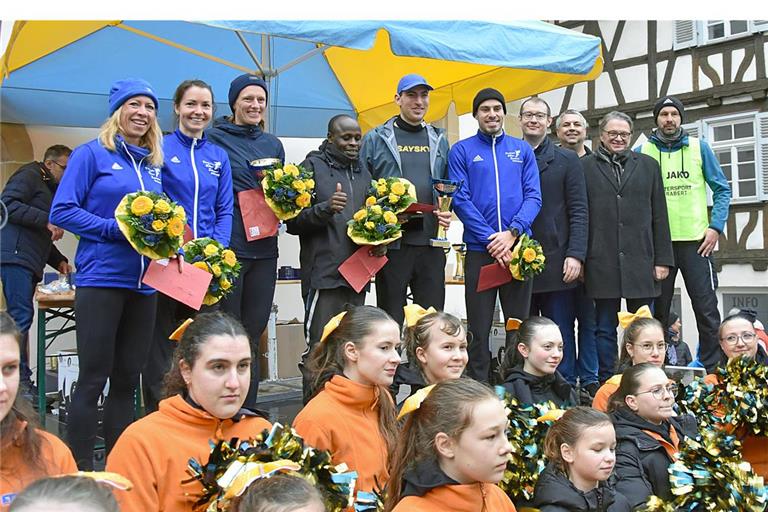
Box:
50 78 164 469
206 73 285 406
142 79 234 412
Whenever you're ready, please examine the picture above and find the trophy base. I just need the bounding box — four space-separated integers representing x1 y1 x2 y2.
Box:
430 238 452 249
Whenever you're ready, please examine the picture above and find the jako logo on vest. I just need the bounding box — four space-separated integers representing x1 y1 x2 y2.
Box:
666 170 690 179
505 150 523 163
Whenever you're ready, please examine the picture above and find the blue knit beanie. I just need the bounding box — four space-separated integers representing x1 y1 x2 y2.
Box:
108 78 159 116
228 74 268 112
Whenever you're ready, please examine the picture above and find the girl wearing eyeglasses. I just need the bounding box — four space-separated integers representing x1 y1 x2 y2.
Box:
592 315 666 412
703 313 767 478
607 363 697 508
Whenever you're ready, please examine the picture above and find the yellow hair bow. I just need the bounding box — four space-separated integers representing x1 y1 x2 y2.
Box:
65 471 133 491
536 409 566 423
403 304 437 328
505 317 522 332
222 460 302 500
397 384 436 420
617 305 653 329
320 311 347 343
169 318 194 342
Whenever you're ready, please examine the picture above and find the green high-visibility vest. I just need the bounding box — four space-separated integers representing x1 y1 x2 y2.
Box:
641 138 709 241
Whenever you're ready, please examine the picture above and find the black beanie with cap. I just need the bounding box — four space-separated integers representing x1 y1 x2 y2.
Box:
472 88 507 116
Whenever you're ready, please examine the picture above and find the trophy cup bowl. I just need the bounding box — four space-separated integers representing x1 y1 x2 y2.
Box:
452 243 467 282
430 179 461 249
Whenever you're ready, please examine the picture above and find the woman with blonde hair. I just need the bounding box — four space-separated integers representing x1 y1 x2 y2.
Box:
50 78 165 470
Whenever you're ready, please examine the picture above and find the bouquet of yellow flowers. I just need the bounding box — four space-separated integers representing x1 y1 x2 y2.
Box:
369 177 416 214
260 163 315 220
182 238 241 306
347 196 402 246
115 191 186 259
508 233 546 281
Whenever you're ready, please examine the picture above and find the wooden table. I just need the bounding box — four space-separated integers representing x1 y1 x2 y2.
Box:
34 290 75 423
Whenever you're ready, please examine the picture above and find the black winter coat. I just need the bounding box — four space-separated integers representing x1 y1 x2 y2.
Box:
531 136 588 294
582 147 674 299
611 407 697 508
501 368 578 407
285 141 371 296
1 162 67 278
532 464 632 512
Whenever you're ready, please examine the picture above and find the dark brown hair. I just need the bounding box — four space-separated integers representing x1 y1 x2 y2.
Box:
719 312 757 338
384 378 499 512
162 311 250 398
403 311 467 380
9 475 119 512
543 407 613 473
172 79 215 128
0 311 46 474
617 317 664 370
305 305 399 461
233 473 323 512
606 362 661 413
500 316 559 378
43 144 72 161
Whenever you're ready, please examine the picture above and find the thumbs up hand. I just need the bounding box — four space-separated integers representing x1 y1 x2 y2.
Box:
330 182 347 213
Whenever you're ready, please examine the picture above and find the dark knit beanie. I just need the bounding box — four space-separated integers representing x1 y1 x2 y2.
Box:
473 88 507 116
228 74 268 112
653 96 685 123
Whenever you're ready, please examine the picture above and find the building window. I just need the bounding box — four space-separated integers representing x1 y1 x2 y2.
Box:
706 116 757 200
705 20 750 42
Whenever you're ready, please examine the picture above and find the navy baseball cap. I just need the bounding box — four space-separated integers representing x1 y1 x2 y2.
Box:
396 74 433 95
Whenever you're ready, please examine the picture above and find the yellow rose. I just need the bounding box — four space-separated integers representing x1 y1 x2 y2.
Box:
391 181 406 195
129 195 154 216
174 206 187 223
222 249 237 267
353 209 367 222
377 178 386 186
153 199 171 215
388 193 400 204
166 217 185 237
220 278 232 290
370 205 382 216
304 179 315 189
211 264 222 277
531 262 541 270
193 261 209 272
273 168 284 180
295 192 311 208
376 185 387 195
151 219 166 231
284 164 300 176
204 244 219 257
523 247 537 263
383 211 398 224
365 196 377 207
364 221 375 231
292 180 306 192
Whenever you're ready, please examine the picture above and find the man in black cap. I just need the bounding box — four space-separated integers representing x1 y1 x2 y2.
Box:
637 95 731 371
448 88 541 382
359 73 452 328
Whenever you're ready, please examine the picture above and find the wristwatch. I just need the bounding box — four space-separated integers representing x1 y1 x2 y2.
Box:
508 227 519 237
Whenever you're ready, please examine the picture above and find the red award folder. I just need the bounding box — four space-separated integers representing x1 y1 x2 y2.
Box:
238 189 279 241
476 262 513 292
182 224 194 244
339 246 389 293
403 202 436 214
142 258 213 310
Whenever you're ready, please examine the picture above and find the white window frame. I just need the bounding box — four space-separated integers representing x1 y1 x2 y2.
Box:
673 21 768 50
701 112 761 204
702 20 752 44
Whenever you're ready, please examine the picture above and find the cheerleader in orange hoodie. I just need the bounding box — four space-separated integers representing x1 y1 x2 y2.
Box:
384 378 517 512
0 312 77 510
106 312 271 512
703 312 768 478
293 305 401 502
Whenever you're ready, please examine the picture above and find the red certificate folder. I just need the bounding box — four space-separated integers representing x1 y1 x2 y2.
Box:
238 189 279 241
339 246 389 293
142 258 213 310
476 262 513 292
403 202 436 214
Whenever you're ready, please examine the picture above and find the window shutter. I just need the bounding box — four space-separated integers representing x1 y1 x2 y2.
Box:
684 121 713 205
673 21 698 50
750 20 768 33
756 112 768 200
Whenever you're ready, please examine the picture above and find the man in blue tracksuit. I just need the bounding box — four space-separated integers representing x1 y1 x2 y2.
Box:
449 88 542 382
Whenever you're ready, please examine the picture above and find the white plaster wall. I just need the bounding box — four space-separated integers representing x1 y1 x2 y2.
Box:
613 21 648 61
668 54 694 96
616 65 649 104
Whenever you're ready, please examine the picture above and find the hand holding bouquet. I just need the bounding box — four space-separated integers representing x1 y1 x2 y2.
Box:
509 233 546 281
182 238 241 305
369 177 416 214
261 163 315 220
115 191 186 259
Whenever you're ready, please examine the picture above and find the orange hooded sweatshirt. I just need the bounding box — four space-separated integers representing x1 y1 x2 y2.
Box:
293 375 390 495
0 420 77 510
703 373 767 478
391 483 517 512
593 374 622 412
105 394 271 512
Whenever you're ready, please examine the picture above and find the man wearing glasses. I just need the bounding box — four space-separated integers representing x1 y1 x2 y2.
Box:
581 112 674 382
638 96 732 372
1 144 73 400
